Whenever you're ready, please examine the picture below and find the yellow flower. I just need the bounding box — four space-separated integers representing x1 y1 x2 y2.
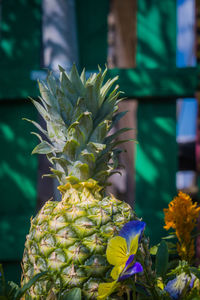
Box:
97 281 120 300
157 277 164 290
164 191 200 262
97 221 145 300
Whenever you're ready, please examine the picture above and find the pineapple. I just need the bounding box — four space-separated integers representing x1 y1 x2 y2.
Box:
22 65 134 299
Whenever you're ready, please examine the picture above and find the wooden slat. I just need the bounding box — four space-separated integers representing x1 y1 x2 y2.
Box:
0 102 37 260
135 0 177 245
108 67 200 99
0 67 198 100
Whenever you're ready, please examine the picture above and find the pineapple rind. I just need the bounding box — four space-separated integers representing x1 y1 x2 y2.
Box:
22 181 134 299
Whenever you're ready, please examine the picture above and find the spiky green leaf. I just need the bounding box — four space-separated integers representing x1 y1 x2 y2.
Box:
111 111 128 129
105 128 133 144
26 65 135 184
23 118 48 137
15 272 47 299
32 141 55 155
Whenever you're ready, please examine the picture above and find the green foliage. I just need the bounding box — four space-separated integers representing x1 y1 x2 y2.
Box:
0 264 47 300
26 65 133 186
58 288 82 300
155 240 169 279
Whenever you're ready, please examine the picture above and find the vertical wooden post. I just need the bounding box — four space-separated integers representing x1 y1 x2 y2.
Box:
135 0 177 244
108 0 137 207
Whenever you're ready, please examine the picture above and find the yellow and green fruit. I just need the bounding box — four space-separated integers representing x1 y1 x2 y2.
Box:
22 65 134 299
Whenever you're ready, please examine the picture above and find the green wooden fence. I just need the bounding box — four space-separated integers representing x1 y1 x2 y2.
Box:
0 0 41 282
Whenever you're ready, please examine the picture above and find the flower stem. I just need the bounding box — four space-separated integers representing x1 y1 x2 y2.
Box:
131 282 137 300
127 289 131 300
139 256 160 300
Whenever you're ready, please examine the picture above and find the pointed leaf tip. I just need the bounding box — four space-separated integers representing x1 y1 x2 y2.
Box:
58 65 65 72
32 141 55 155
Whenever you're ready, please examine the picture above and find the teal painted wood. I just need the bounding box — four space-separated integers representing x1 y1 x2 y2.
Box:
0 0 41 270
136 0 176 67
135 0 177 245
76 0 109 70
2 262 21 285
107 67 199 99
0 102 38 260
136 102 177 243
0 0 41 100
0 67 199 100
0 69 39 100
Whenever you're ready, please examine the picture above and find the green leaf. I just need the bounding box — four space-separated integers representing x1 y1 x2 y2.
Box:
59 66 77 105
46 120 66 143
70 64 84 95
106 86 121 105
50 168 65 181
135 282 150 296
111 138 136 148
105 127 133 144
32 141 55 155
61 288 81 300
51 157 71 171
57 94 73 126
30 98 49 121
63 139 80 160
31 132 43 142
71 161 90 180
100 76 118 105
88 142 106 155
38 81 56 108
85 84 98 115
150 245 159 255
71 98 87 124
162 234 176 240
46 73 57 96
189 267 200 280
22 118 48 137
14 272 47 299
111 148 122 169
77 112 93 142
80 150 95 167
90 120 109 143
110 111 128 128
7 281 19 299
94 98 117 126
80 68 86 84
155 240 169 279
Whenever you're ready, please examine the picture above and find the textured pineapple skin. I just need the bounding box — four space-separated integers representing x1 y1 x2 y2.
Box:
22 182 134 299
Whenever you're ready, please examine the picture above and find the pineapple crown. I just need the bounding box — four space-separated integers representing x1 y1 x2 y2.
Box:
25 65 132 187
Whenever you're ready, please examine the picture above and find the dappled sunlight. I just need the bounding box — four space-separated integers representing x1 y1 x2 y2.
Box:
0 103 38 263
0 161 36 203
0 214 32 261
0 0 41 99
137 0 176 67
135 102 177 245
0 123 15 141
0 0 40 68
